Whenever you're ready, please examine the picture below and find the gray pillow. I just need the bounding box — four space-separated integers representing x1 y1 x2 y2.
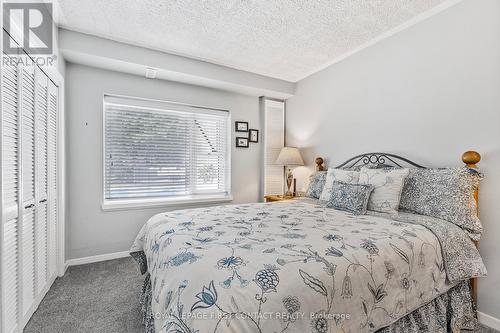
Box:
305 171 327 199
399 167 483 240
326 181 374 215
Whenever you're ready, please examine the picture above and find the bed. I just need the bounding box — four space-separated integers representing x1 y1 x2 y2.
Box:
130 152 487 333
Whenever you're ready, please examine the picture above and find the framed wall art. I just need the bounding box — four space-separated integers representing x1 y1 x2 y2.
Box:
235 121 249 132
236 137 249 148
249 129 259 143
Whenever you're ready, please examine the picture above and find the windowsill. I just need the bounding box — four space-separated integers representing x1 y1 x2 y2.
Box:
101 194 233 212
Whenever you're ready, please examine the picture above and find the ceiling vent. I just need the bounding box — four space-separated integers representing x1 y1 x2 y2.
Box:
145 67 158 79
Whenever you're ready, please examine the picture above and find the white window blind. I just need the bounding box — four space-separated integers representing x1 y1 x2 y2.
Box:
103 95 230 204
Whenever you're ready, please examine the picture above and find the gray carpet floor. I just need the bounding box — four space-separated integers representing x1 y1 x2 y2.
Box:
24 257 144 333
24 257 498 333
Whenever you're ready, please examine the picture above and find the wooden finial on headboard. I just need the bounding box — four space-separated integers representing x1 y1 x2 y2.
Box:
315 157 325 171
462 151 481 169
462 151 481 305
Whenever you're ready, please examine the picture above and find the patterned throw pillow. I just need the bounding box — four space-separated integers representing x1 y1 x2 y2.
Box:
399 167 483 240
326 181 374 215
305 171 327 199
319 168 360 201
358 167 409 214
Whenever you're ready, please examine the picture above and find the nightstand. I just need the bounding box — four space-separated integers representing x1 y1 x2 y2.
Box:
264 195 294 202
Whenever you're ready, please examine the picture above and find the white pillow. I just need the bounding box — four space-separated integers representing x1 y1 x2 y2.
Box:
319 168 360 201
358 167 409 214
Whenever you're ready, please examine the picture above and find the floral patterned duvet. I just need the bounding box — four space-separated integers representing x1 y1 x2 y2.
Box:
130 198 486 333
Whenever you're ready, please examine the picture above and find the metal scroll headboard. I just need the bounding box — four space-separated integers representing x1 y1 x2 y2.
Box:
334 152 426 169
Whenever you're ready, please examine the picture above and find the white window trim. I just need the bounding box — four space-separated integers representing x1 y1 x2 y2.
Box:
101 94 232 211
101 194 234 211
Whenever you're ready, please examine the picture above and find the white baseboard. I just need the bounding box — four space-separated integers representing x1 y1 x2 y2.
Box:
478 311 500 330
66 250 130 267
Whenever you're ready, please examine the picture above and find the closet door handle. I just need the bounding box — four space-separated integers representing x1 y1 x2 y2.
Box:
24 203 35 209
39 199 47 203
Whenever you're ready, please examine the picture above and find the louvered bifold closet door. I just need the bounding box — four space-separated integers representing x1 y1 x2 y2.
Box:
1 48 20 333
34 67 49 293
20 52 36 316
1 34 59 332
47 81 57 277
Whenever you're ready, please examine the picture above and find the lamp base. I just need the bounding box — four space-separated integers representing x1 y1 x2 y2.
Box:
285 168 293 197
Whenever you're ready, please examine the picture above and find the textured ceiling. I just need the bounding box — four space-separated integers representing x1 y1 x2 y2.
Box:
55 0 448 82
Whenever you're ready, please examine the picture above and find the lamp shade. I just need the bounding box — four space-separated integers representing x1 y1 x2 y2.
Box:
276 147 304 166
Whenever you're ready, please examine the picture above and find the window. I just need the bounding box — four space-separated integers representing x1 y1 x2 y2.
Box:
102 95 231 209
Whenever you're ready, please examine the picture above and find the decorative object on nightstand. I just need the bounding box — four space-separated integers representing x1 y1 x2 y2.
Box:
264 194 294 202
315 157 325 171
276 147 304 196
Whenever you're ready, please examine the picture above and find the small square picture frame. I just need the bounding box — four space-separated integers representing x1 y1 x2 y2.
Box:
249 129 259 143
236 137 249 148
235 121 249 132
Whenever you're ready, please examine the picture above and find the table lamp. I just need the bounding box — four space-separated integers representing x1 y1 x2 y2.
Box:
276 147 304 196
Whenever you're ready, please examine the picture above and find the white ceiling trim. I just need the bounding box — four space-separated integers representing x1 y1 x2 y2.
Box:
295 0 464 82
